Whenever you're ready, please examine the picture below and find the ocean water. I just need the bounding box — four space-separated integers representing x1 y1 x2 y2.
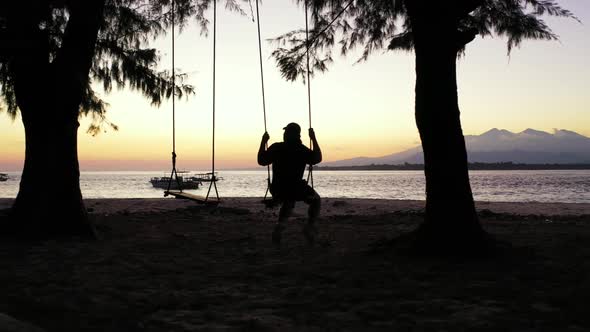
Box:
0 170 588 203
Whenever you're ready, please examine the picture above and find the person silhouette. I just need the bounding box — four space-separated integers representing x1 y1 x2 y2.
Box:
258 123 322 245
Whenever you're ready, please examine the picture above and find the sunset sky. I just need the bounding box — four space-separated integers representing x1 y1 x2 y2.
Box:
1 0 589 171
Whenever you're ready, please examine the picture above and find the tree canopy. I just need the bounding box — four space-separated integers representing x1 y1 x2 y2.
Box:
0 0 248 135
271 0 578 82
0 1 578 132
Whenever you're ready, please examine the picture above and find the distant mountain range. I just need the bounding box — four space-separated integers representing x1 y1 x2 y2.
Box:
323 129 590 166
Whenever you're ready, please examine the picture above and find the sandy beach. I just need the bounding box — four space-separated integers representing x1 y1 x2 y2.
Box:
1 197 589 331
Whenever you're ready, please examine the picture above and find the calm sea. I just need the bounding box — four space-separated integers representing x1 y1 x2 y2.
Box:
0 170 588 203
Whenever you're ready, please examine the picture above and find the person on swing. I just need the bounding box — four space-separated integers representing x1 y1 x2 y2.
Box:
258 122 322 246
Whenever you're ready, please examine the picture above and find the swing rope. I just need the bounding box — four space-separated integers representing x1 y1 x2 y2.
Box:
166 0 183 194
165 0 219 204
254 0 272 201
306 0 355 50
205 0 220 202
302 0 353 188
304 0 314 188
255 0 354 200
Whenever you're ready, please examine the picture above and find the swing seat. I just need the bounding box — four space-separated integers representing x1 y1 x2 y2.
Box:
161 2 221 208
165 190 220 205
261 197 280 209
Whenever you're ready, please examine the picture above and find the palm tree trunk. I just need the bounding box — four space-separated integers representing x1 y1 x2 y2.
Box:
406 2 489 253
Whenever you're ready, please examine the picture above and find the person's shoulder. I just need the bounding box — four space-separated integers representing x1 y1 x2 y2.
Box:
268 142 284 150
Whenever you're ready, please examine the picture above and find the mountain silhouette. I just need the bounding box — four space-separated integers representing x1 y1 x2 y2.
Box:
324 129 590 166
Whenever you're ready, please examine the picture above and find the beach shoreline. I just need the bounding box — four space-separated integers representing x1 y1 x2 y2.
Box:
1 197 589 331
2 197 589 216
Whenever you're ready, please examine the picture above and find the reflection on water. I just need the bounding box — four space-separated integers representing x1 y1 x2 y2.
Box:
0 170 588 203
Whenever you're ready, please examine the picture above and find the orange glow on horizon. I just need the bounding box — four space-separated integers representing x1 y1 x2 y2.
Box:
1 1 589 171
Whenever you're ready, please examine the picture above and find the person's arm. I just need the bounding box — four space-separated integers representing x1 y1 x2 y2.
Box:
308 128 322 165
257 132 271 166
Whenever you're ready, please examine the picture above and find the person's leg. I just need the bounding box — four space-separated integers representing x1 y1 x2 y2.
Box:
306 190 321 225
279 200 295 223
273 200 295 245
302 187 321 244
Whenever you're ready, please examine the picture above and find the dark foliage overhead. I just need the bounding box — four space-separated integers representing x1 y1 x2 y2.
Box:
270 0 578 81
0 0 248 134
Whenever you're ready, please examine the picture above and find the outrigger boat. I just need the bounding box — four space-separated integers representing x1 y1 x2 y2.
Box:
150 172 222 190
150 171 200 190
0 173 8 182
189 172 223 182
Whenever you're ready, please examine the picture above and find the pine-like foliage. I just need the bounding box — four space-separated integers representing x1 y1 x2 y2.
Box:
271 0 578 81
0 0 248 135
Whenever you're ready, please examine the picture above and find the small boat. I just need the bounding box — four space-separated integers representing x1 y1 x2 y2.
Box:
0 173 8 182
150 175 201 190
187 172 223 183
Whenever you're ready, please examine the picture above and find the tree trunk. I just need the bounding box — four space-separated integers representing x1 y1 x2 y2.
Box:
5 0 105 238
10 98 93 238
404 2 490 254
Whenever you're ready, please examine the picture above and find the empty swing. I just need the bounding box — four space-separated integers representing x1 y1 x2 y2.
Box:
164 0 220 205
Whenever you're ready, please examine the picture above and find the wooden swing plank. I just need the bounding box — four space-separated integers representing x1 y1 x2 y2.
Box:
261 198 279 209
165 191 220 205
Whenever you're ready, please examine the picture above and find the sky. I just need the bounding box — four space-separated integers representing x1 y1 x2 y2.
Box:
1 0 589 171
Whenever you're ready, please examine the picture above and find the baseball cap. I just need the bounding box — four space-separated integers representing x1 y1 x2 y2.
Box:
283 122 301 134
